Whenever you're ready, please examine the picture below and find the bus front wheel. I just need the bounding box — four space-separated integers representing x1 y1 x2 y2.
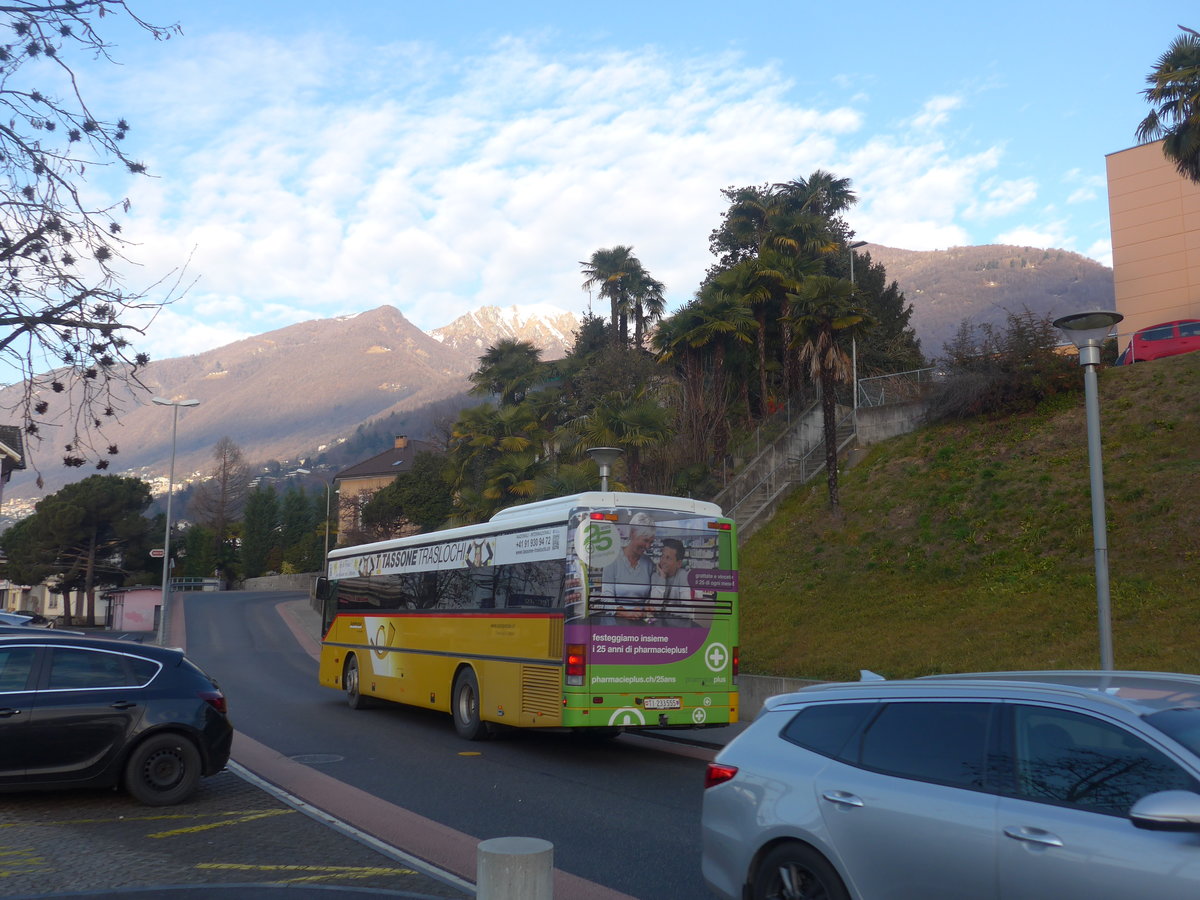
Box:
452 668 488 740
344 654 375 709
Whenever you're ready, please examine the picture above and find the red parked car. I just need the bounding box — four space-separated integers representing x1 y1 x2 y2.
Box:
1121 319 1200 364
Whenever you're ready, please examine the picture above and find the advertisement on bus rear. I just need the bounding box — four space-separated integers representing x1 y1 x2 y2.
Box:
564 506 738 725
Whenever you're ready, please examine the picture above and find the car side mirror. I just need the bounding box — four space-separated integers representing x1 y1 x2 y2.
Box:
1130 791 1200 831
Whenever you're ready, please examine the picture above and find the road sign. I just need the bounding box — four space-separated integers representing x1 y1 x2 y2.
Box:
150 548 165 558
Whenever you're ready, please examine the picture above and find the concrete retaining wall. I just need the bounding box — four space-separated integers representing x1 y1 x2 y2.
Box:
738 673 819 719
239 573 319 594
855 399 927 445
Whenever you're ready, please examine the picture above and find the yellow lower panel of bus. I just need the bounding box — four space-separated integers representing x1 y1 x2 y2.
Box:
319 614 565 727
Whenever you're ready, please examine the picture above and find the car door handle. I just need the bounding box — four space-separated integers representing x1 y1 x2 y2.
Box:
0 707 21 718
821 790 865 808
110 700 137 709
1003 826 1064 848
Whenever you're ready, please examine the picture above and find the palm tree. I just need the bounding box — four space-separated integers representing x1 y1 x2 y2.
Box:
482 451 546 505
786 275 874 509
581 246 666 349
1137 26 1200 183
566 387 673 490
469 339 545 406
773 169 857 219
709 175 851 407
627 268 666 350
715 258 778 416
580 246 637 347
447 402 545 519
655 285 754 462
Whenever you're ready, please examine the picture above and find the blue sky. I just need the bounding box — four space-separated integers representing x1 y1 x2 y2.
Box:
76 0 1195 362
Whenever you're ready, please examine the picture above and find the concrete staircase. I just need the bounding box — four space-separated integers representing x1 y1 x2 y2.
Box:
713 401 857 542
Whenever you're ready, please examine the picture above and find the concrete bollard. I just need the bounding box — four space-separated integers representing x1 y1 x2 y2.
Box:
477 836 554 900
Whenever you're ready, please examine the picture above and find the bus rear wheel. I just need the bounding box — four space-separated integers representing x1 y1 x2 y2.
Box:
344 654 375 709
452 668 488 740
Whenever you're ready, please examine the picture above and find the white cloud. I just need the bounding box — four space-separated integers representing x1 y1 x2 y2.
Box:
1087 238 1113 268
967 177 1038 218
97 30 1108 364
994 222 1072 250
908 95 963 131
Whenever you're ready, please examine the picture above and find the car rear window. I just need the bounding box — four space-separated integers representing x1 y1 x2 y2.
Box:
126 655 160 686
0 646 36 691
1179 322 1200 338
47 648 129 688
781 701 876 760
45 647 158 689
859 701 992 788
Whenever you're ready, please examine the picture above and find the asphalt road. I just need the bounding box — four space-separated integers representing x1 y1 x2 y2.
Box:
0 759 468 898
180 591 719 899
0 591 730 898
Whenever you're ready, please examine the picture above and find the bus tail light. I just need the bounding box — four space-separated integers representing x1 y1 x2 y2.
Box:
705 762 738 788
566 643 586 686
732 646 739 683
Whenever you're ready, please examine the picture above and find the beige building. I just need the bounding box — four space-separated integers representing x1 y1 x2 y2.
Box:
332 435 438 542
1106 140 1200 346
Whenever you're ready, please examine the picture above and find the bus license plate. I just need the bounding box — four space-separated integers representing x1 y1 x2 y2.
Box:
643 697 681 710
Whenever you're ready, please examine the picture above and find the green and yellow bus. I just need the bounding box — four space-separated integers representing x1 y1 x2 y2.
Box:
317 491 738 739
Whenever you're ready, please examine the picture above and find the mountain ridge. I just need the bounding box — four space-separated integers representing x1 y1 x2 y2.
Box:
0 243 1115 513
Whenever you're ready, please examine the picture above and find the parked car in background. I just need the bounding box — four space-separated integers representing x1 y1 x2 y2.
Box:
11 610 53 627
702 671 1200 900
1121 319 1200 364
0 632 232 805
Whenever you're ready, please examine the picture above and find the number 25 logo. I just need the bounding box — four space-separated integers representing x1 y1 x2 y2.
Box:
576 520 619 567
584 523 613 554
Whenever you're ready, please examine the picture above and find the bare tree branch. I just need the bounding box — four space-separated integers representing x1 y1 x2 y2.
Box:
0 2 185 474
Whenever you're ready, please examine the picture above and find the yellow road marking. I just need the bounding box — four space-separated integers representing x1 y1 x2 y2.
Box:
458 751 482 756
196 862 418 884
148 809 294 838
0 847 46 877
0 808 290 830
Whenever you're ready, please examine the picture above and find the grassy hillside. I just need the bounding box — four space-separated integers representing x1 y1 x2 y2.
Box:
739 351 1200 681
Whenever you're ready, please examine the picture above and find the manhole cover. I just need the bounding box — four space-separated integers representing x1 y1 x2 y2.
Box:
289 753 344 764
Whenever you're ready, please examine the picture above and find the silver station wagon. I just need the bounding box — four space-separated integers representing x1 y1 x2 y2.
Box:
702 671 1200 900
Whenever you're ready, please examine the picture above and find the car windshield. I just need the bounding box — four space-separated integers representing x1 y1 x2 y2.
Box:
1145 708 1200 756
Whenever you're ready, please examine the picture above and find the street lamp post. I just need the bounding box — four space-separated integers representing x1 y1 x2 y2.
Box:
848 240 868 419
152 397 200 645
1053 310 1124 671
324 483 335 561
294 468 333 564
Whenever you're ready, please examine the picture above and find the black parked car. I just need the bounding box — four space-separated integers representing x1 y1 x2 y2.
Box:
0 632 232 805
13 609 54 627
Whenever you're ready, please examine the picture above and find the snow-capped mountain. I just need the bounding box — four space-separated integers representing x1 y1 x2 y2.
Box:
431 304 581 360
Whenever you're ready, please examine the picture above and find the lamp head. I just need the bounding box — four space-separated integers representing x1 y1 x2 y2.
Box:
153 397 200 408
1053 310 1124 350
585 446 623 491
